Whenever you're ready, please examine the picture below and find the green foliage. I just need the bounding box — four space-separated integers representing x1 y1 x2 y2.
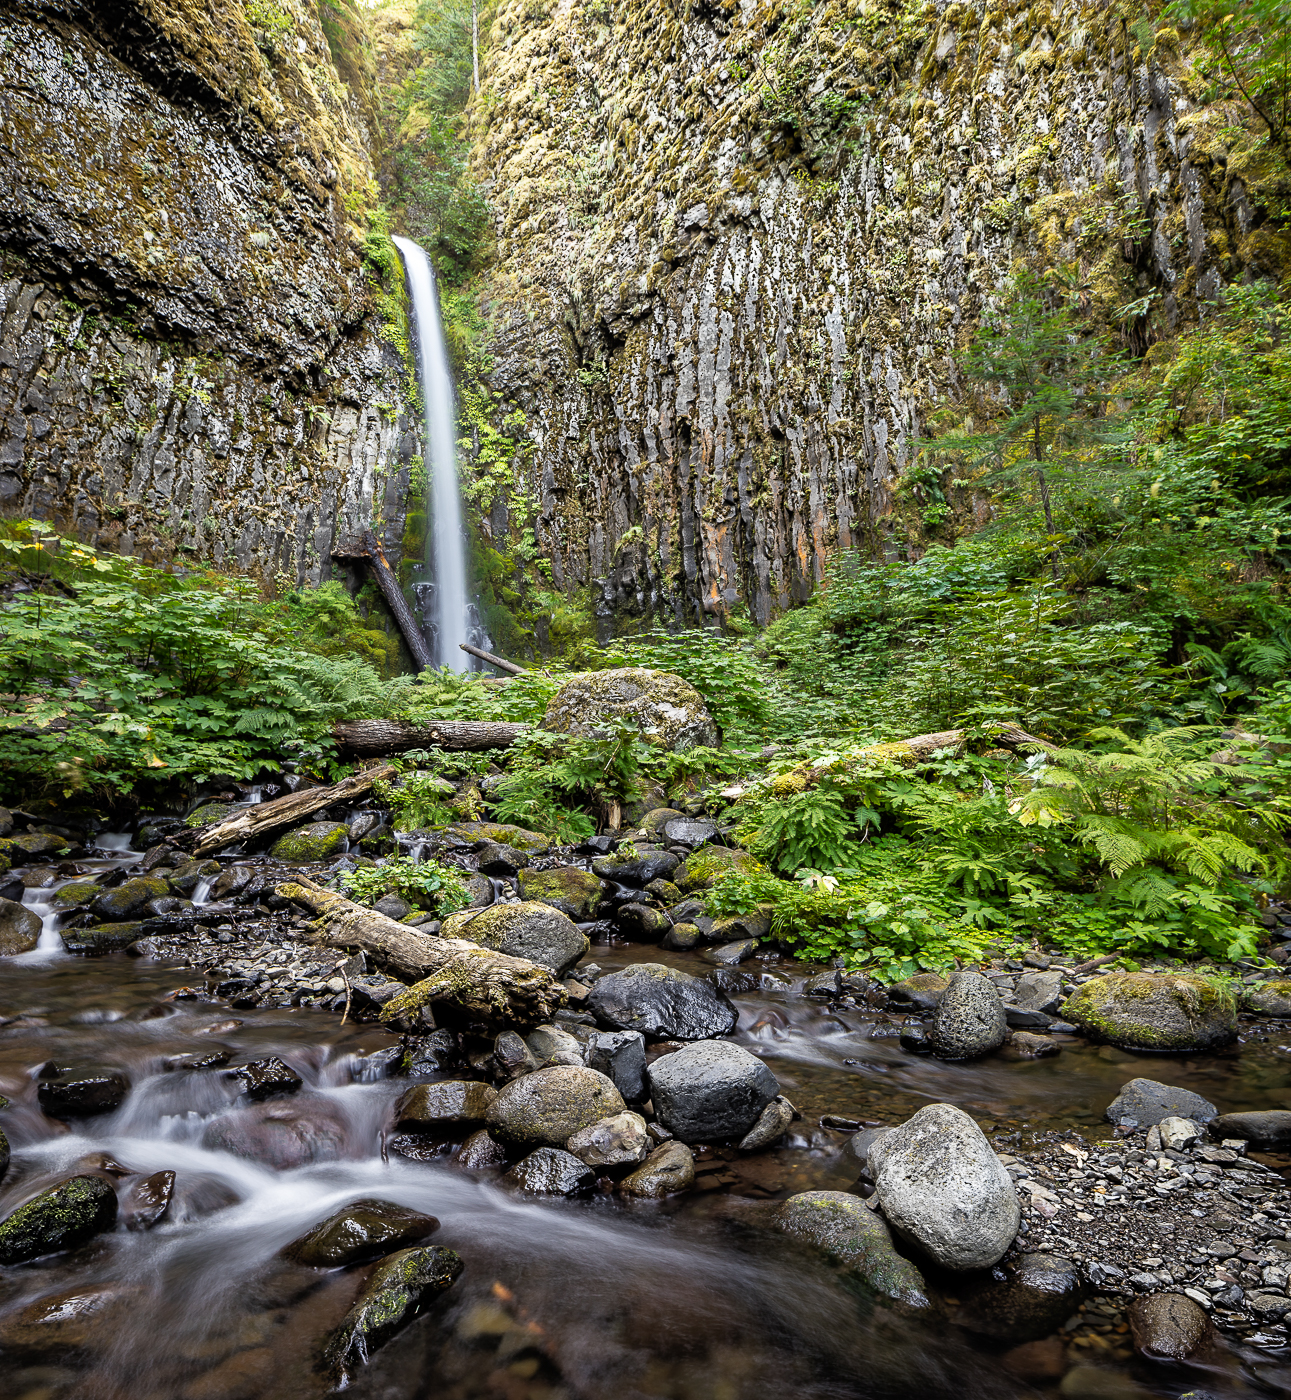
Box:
374 769 459 831
339 854 469 913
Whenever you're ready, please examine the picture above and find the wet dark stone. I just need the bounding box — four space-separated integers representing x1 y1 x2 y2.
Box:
284 1198 439 1266
504 1147 596 1196
476 841 528 875
457 1130 508 1169
399 1030 462 1077
701 938 756 966
0 896 41 954
1106 1078 1217 1128
587 963 737 1041
0 1175 118 1264
395 1080 497 1129
953 1254 1085 1342
38 1068 129 1119
225 1056 302 1101
615 902 670 940
591 846 680 887
389 1135 454 1162
324 1246 462 1386
373 894 413 921
584 1029 647 1101
122 1170 175 1230
1209 1110 1291 1148
1128 1292 1215 1360
201 1096 350 1169
61 922 146 955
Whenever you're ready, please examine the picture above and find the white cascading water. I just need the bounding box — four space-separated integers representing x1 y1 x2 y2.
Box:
392 236 470 672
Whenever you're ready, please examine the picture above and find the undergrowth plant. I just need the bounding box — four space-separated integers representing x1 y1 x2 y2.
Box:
338 854 469 913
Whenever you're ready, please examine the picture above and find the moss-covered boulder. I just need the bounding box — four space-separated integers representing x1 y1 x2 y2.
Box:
168 858 220 896
485 1066 626 1149
517 865 605 919
0 896 41 955
887 972 950 1012
674 846 759 892
1247 980 1291 1017
184 802 237 828
8 832 70 860
0 1175 118 1264
91 876 168 920
444 821 550 853
1062 972 1238 1051
53 880 101 908
324 1245 462 1385
543 667 720 751
769 1191 928 1309
270 821 349 863
61 923 145 955
441 901 589 977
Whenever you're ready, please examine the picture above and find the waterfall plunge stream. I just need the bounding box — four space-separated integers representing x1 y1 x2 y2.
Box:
394 236 470 672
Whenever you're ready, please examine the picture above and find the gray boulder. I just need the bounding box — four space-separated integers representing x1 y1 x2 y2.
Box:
525 1025 583 1066
587 963 737 1040
930 972 1007 1059
504 1147 596 1195
566 1111 649 1167
870 1103 1019 1271
440 901 589 977
395 1081 497 1130
1246 979 1291 1017
583 1030 647 1101
620 1140 695 1198
953 1253 1084 1340
284 1199 439 1266
592 845 681 887
769 1191 928 1308
1011 970 1065 1013
485 1066 625 1149
886 973 948 1012
542 667 719 751
647 1039 779 1142
516 865 605 919
1209 1110 1291 1149
1105 1078 1217 1129
0 897 41 955
1062 971 1237 1051
0 1175 118 1264
701 939 757 966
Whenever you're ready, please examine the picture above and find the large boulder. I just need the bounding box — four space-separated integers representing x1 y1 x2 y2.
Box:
930 972 1008 1059
92 877 171 920
769 1191 928 1308
952 1253 1084 1341
324 1246 462 1386
647 1039 778 1142
1011 970 1065 1013
444 822 550 853
543 667 719 751
886 972 949 1012
1247 980 1291 1017
869 1103 1019 1271
516 866 605 920
0 1175 118 1264
586 963 737 1040
485 1066 625 1149
60 923 145 955
201 1096 351 1169
620 1140 695 1198
1105 1078 1217 1129
270 821 349 863
440 902 588 977
673 846 759 892
1209 1110 1291 1149
38 1068 129 1119
284 1199 439 1266
1062 972 1237 1051
592 845 681 887
0 896 41 954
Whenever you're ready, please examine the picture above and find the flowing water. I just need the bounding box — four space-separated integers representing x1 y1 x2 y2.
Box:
393 236 470 673
6 894 1291 1398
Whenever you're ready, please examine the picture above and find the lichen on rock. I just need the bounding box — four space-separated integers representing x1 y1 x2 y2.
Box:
543 668 719 751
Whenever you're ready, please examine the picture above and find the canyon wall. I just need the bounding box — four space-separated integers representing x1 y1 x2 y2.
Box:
461 0 1285 628
0 0 417 582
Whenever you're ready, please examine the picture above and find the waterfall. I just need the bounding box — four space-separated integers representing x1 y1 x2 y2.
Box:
393 236 470 672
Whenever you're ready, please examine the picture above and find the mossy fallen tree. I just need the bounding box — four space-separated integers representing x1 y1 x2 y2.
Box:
277 875 566 1025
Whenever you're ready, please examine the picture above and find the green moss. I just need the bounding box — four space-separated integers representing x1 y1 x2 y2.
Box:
516 865 604 918
53 880 102 907
270 820 350 862
1062 972 1238 1050
675 846 759 892
0 1174 118 1264
185 802 238 828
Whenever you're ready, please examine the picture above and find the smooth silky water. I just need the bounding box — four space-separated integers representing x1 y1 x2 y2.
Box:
5 933 1291 1398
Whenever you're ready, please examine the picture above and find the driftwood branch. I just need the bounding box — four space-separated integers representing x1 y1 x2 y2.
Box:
460 642 527 676
362 529 434 672
278 876 566 1024
332 718 529 757
189 764 396 857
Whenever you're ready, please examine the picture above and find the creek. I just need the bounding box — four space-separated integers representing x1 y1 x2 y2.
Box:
4 841 1291 1400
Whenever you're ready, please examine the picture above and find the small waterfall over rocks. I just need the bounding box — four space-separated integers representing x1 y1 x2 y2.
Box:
393 236 474 672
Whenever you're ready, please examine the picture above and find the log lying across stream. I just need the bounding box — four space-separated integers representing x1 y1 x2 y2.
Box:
278 876 566 1025
331 719 529 757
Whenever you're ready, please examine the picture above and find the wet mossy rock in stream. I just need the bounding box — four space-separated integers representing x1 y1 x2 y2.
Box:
0 1175 118 1265
1062 973 1239 1052
324 1245 463 1385
485 1065 626 1149
445 823 551 854
0 897 41 955
91 876 169 921
516 865 605 920
270 822 350 864
439 901 589 978
284 1199 440 1268
673 847 760 893
543 669 720 751
769 1191 929 1310
1247 980 1291 1018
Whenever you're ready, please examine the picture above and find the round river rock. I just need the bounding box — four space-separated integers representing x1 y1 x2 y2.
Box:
646 1039 778 1142
485 1066 625 1149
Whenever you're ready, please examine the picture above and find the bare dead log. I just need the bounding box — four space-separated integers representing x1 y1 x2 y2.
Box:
362 528 434 672
461 642 528 675
278 876 566 1024
332 718 529 757
189 764 397 856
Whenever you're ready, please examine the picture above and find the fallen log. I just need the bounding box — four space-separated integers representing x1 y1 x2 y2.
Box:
460 642 528 676
332 718 529 757
189 764 397 857
362 529 435 673
278 876 566 1024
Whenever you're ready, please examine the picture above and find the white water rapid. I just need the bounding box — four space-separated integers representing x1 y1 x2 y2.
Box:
392 236 470 672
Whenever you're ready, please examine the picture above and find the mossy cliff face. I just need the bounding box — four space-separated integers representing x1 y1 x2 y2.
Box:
0 0 417 581
458 0 1287 626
